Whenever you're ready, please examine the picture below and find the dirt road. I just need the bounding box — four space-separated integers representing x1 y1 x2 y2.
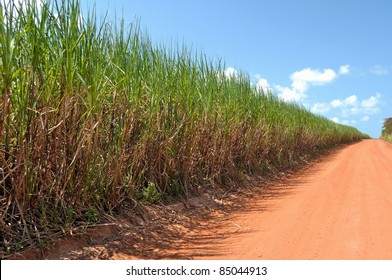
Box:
191 139 392 259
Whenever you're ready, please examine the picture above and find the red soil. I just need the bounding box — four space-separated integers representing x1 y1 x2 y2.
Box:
192 139 392 259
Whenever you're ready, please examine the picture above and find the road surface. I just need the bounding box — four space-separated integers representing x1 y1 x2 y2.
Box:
192 139 392 259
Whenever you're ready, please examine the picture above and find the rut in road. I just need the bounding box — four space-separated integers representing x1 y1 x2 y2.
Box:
177 139 392 259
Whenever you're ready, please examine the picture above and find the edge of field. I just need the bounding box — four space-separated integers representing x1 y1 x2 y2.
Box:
6 143 354 260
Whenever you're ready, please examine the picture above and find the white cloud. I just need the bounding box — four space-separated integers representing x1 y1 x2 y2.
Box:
310 93 377 119
256 78 271 93
361 116 370 121
339 65 350 75
330 99 344 108
344 95 358 106
330 117 354 125
347 106 361 116
264 65 353 104
275 67 338 103
276 85 305 102
370 65 389 76
331 117 340 123
336 96 358 117
311 103 331 114
361 93 381 115
361 93 380 108
224 67 237 79
327 93 381 120
290 68 337 92
291 79 308 93
340 119 356 125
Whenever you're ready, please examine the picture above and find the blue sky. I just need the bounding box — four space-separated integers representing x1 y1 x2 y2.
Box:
83 0 391 138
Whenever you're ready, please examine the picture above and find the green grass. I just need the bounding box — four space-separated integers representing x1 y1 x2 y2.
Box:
381 118 392 143
0 0 369 256
381 135 392 143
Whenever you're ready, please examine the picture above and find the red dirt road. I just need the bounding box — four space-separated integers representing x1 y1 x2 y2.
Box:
195 139 392 259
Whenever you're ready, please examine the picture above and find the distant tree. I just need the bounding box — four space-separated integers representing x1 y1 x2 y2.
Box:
381 118 392 137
